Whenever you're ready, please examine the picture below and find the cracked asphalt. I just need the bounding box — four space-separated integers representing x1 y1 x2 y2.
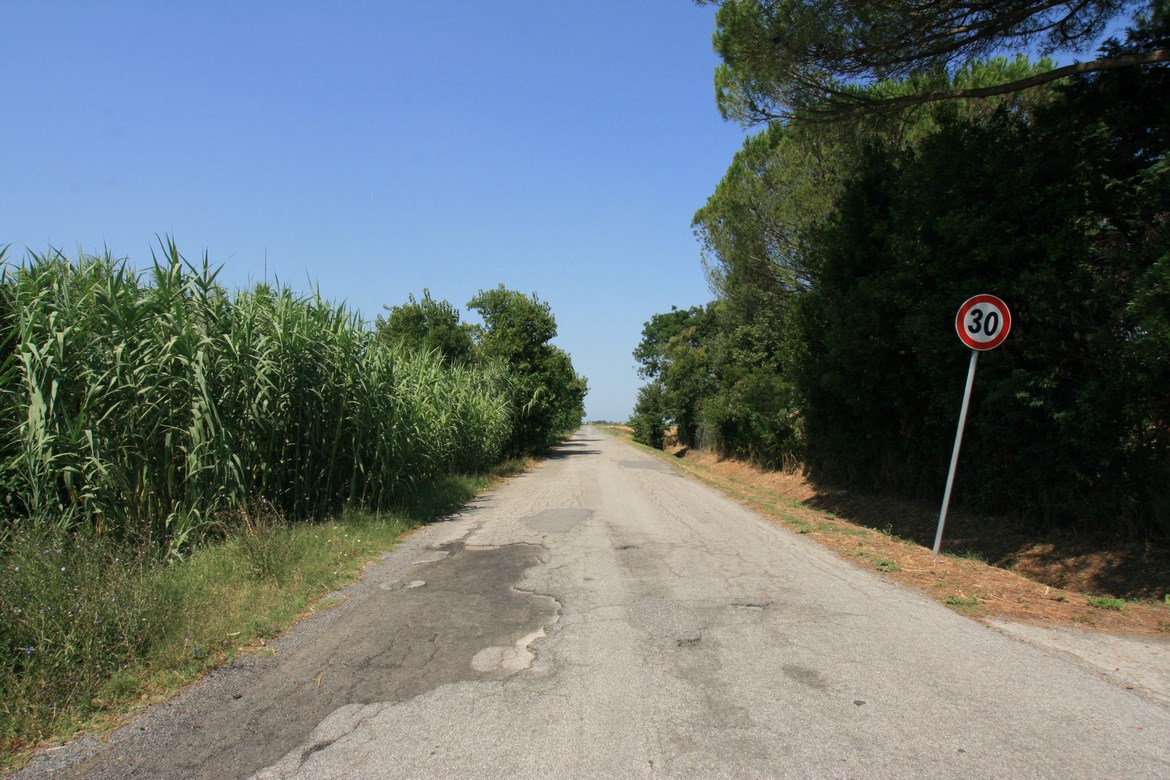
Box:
18 427 1170 778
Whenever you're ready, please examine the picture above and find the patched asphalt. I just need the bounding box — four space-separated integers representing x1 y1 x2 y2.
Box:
16 538 558 779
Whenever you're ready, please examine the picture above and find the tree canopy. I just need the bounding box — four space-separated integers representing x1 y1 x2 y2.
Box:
631 12 1169 536
467 285 588 454
631 305 717 448
377 285 587 456
704 0 1168 121
375 289 475 365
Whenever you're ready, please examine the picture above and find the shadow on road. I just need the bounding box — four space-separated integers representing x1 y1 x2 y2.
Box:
543 439 602 460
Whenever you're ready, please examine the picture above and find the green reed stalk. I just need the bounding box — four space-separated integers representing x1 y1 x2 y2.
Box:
0 243 512 552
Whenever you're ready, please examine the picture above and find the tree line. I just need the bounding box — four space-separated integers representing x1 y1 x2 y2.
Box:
376 285 588 457
632 1 1168 537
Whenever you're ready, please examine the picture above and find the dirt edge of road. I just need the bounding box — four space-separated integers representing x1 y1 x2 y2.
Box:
596 426 1170 704
598 427 1169 636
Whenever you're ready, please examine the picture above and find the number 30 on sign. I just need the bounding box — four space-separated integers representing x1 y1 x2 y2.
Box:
955 294 1011 351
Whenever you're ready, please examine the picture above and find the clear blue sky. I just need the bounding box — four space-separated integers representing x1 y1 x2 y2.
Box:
1 1 749 422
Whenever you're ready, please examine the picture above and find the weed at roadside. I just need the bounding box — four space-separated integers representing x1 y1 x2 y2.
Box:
945 594 988 617
0 529 158 756
1086 596 1129 613
945 549 988 564
1 473 497 768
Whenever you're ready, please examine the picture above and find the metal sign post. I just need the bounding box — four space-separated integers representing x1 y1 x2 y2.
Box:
933 349 978 555
932 295 1011 556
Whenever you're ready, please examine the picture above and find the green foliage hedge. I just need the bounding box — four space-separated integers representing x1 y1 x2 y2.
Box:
794 80 1170 534
638 21 1169 536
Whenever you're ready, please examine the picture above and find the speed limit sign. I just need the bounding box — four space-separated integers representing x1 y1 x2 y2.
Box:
935 293 1012 555
955 294 1011 350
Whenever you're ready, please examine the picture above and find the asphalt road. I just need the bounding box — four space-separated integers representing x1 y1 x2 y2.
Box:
19 427 1170 778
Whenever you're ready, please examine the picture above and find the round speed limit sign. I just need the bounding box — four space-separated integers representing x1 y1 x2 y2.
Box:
956 294 1011 350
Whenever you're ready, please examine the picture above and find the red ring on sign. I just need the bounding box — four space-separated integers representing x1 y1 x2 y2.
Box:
955 294 1011 350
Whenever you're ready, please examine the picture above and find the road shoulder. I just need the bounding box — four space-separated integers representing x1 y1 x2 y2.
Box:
596 426 1170 709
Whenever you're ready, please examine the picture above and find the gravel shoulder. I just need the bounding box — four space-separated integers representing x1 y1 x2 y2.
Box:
988 620 1170 706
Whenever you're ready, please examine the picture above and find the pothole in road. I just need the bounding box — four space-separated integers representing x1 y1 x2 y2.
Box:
471 627 548 674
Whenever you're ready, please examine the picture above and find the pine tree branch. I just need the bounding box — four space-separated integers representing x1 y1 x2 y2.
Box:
797 48 1170 118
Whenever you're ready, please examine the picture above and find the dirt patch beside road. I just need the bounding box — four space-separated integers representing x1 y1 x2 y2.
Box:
596 427 1170 637
676 447 1170 635
593 432 1170 705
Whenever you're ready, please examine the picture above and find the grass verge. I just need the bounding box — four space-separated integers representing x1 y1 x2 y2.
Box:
0 460 528 771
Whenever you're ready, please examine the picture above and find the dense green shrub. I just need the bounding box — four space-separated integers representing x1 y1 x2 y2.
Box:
636 18 1168 536
699 366 803 469
792 64 1170 533
467 285 588 455
630 382 667 449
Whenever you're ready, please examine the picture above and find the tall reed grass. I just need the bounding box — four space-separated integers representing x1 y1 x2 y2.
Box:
0 242 520 758
0 242 512 550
